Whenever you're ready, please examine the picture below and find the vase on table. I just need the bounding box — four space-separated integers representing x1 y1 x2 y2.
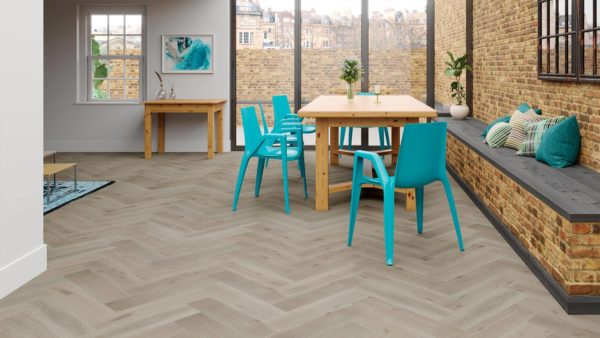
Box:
346 83 354 100
155 84 168 100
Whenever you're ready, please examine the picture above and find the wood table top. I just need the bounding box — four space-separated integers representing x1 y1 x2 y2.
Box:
142 99 227 105
44 163 76 176
298 95 437 118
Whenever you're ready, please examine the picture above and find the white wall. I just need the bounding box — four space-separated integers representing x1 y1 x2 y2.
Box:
0 0 47 299
44 0 231 152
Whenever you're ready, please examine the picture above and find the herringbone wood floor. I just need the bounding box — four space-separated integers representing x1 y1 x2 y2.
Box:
1 152 599 337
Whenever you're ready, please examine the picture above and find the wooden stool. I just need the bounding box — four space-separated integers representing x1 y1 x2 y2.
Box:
44 163 77 204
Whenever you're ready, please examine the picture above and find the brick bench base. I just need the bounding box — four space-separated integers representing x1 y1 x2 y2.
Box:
446 133 600 314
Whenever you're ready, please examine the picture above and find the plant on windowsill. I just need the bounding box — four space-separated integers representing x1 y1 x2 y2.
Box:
445 52 472 119
340 59 362 100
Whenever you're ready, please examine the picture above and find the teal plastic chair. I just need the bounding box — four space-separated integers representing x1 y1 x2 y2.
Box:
273 95 316 134
232 106 308 214
347 122 464 265
340 92 390 151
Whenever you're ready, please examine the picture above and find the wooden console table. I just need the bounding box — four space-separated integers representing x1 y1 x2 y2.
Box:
143 99 227 160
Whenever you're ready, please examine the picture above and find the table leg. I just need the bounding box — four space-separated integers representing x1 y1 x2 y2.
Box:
217 106 223 153
158 113 165 154
207 108 215 159
315 119 329 211
144 108 152 159
330 126 339 165
391 126 401 165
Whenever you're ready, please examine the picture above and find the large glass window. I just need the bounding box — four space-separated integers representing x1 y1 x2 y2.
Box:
80 7 145 102
538 0 600 81
234 0 432 148
235 0 295 146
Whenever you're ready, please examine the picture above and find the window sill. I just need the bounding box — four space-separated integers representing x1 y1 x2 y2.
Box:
74 102 143 105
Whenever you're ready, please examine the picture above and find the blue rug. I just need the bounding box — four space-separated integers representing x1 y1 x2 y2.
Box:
44 181 114 215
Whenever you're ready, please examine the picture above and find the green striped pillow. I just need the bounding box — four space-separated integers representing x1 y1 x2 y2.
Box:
485 122 512 148
517 116 567 157
504 109 548 150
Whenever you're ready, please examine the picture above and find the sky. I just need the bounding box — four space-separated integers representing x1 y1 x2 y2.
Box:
257 0 427 15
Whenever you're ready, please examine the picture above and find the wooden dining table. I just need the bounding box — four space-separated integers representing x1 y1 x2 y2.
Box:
298 95 438 211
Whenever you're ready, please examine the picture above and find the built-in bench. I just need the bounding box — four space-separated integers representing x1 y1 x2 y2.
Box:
440 117 600 314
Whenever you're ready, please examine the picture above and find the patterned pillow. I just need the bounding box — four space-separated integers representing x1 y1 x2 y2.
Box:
517 116 567 157
485 122 512 148
504 109 547 150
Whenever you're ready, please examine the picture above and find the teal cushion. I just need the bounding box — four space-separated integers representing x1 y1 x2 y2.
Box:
536 116 581 168
481 115 511 139
517 103 542 115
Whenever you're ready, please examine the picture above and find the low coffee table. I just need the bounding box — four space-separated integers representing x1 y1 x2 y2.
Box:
44 163 77 204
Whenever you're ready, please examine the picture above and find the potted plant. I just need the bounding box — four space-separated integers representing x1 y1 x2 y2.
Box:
445 52 472 119
340 59 362 100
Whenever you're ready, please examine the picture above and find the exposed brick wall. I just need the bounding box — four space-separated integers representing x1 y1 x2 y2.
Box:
447 135 600 295
434 0 466 107
472 0 600 173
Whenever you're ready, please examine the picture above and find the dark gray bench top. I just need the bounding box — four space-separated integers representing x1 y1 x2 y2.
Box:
439 117 600 222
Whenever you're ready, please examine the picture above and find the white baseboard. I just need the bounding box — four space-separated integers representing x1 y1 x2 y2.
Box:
0 245 47 299
44 140 232 153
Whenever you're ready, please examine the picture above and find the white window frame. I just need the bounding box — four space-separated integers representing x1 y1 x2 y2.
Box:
77 5 146 104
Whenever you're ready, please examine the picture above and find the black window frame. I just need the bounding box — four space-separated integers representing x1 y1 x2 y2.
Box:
538 0 600 82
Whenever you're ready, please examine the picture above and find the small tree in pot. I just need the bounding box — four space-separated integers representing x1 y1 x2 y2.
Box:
340 59 362 100
445 52 472 119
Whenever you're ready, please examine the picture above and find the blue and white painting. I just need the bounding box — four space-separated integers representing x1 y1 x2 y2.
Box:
162 34 213 73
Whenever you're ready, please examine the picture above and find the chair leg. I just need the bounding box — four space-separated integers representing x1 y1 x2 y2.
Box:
265 159 270 168
442 178 465 251
416 186 424 234
255 158 266 197
348 127 353 150
378 128 385 150
232 156 251 211
383 182 396 266
347 183 362 247
282 159 290 214
340 127 346 151
300 154 308 199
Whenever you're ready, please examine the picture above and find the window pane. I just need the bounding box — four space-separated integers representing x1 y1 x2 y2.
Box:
549 0 556 35
92 78 108 99
109 15 125 34
541 1 548 36
91 35 108 55
125 59 140 79
125 36 142 55
584 0 594 29
558 35 565 73
109 59 124 78
235 0 295 147
301 0 361 146
126 80 140 99
584 31 594 75
126 15 142 34
92 59 108 79
91 15 108 34
558 0 571 32
369 0 428 102
109 36 124 55
541 38 548 73
109 80 125 99
549 38 557 73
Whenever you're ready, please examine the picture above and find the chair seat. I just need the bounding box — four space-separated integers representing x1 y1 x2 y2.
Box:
257 146 300 159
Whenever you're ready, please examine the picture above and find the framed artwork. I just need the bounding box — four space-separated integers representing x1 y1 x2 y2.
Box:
162 34 213 73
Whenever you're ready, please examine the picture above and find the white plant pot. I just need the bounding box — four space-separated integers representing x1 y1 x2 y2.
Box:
450 104 469 120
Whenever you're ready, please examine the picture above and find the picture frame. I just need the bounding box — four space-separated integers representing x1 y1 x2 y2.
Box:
162 34 214 74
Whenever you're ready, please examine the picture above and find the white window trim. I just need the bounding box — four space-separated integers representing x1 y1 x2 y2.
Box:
77 4 147 104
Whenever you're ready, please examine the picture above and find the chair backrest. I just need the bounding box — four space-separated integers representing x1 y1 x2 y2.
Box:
273 95 292 126
394 122 448 188
258 101 269 134
241 106 263 153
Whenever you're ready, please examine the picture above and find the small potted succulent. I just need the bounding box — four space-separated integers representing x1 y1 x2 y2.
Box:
340 59 362 100
445 52 472 119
